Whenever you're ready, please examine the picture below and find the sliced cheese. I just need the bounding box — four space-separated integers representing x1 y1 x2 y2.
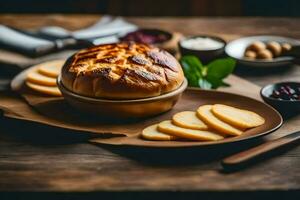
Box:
197 105 243 136
26 81 62 97
141 124 177 141
38 60 65 78
158 120 224 141
27 70 57 86
211 104 265 129
172 111 208 130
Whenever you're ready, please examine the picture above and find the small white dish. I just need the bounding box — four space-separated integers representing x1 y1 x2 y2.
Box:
225 35 300 67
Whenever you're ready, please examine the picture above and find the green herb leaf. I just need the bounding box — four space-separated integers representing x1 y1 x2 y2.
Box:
198 79 212 89
180 56 204 77
206 58 236 80
205 76 223 89
180 56 203 87
180 55 204 72
221 81 231 87
180 56 235 89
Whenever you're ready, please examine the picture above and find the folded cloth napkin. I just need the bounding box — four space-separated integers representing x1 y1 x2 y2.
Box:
0 25 57 57
0 16 137 75
0 16 137 57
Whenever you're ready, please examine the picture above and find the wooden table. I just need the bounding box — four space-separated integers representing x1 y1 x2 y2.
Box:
0 15 299 200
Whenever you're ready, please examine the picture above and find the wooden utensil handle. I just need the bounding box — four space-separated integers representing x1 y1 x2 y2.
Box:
222 131 300 169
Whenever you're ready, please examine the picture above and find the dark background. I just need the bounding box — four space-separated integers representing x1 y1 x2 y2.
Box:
1 0 300 16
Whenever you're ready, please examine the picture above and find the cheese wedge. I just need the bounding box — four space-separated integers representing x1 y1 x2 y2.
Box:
211 104 265 129
26 81 62 97
27 70 57 86
197 105 243 136
157 120 224 141
38 60 65 78
141 124 177 141
172 111 208 130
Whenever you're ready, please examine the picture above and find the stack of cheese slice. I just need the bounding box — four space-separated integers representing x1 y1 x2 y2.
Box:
25 60 65 97
141 104 265 142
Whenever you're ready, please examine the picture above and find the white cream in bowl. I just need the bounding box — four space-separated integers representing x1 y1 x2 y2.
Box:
181 37 224 50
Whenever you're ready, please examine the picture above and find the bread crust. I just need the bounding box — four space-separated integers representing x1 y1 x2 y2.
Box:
61 43 184 99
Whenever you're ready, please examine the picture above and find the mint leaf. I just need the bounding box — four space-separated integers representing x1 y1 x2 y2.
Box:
181 55 204 72
180 56 235 89
205 76 223 89
205 76 230 89
198 79 212 89
206 58 236 80
183 70 200 87
180 56 203 87
221 81 230 87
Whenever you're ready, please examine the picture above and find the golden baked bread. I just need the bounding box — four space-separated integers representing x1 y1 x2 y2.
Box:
61 42 184 99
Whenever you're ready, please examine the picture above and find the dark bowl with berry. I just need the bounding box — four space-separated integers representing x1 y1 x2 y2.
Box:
120 28 181 54
260 82 300 117
120 29 172 45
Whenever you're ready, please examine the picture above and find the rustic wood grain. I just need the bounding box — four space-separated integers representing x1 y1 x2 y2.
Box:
0 15 300 198
0 117 299 192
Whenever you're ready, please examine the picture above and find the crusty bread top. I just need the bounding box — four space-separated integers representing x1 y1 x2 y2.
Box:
61 42 184 99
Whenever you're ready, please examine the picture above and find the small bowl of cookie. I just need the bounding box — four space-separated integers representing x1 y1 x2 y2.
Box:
225 35 300 67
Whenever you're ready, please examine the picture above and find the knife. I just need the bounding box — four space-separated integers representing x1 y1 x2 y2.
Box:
222 131 300 171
